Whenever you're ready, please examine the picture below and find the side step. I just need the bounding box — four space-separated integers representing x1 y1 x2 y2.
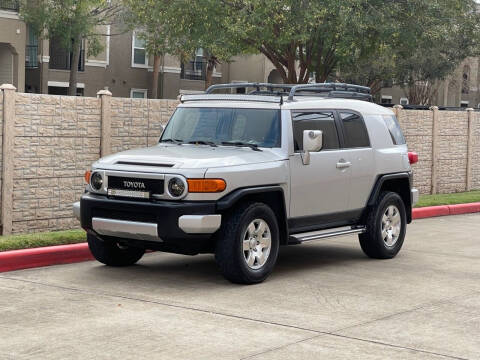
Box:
289 226 366 244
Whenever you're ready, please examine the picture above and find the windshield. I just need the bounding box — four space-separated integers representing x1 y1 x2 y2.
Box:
160 107 281 148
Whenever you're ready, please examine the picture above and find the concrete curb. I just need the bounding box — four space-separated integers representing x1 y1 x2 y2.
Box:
0 203 479 273
412 202 480 219
0 243 93 273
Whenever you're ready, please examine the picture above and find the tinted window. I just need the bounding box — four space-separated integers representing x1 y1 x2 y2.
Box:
383 115 406 145
292 111 339 151
161 107 281 147
340 112 370 148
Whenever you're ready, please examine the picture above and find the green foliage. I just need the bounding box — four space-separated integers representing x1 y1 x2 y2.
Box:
0 229 86 252
20 0 119 55
415 191 480 208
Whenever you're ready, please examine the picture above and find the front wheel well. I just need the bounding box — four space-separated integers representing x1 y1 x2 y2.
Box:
218 189 288 245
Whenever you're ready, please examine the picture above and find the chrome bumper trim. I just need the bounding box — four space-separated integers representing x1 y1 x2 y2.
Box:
73 201 81 220
92 217 162 242
178 215 221 234
411 189 419 206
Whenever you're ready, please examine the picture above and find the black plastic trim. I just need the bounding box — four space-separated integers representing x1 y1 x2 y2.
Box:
216 185 284 211
288 209 363 234
367 172 410 207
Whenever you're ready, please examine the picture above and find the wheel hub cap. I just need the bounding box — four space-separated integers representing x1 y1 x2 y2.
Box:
242 219 271 270
381 205 401 247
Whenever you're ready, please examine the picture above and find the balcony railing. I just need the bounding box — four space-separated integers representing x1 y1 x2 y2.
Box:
25 45 38 69
0 0 19 11
49 49 85 72
181 60 207 81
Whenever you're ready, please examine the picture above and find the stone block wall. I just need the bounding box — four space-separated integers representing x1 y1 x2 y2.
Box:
0 88 479 234
397 110 433 194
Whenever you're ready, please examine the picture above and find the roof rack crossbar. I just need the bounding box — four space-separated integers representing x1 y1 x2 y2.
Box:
180 94 283 104
288 83 371 101
206 82 293 94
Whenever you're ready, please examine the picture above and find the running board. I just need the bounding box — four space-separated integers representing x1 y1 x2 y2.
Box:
289 226 366 244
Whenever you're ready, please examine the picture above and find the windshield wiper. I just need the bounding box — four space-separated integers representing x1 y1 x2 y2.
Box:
188 140 217 147
160 138 184 144
221 141 262 151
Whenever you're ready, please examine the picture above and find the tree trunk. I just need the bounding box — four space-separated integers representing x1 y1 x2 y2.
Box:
68 36 81 96
152 55 161 99
205 55 217 90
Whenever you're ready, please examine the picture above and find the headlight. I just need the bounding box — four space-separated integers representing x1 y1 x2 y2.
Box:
90 172 103 191
168 177 185 197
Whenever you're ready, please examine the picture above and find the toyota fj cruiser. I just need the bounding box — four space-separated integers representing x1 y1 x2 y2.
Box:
74 83 419 284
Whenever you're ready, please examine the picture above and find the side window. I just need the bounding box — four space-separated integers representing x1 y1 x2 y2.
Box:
383 115 406 145
340 112 370 148
292 111 339 151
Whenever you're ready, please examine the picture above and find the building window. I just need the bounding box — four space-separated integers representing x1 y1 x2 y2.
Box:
181 48 206 80
26 26 38 69
460 101 469 108
49 38 85 71
132 32 147 67
130 89 147 99
400 98 409 106
381 95 392 104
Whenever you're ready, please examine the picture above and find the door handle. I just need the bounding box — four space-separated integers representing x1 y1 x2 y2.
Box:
336 160 351 169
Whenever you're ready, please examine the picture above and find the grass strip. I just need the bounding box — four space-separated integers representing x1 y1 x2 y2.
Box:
0 229 86 252
415 190 480 208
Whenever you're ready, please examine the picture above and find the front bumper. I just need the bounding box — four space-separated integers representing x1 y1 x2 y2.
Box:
77 193 221 253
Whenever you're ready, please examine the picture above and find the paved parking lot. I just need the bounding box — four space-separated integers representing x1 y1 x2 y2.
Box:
1 214 479 359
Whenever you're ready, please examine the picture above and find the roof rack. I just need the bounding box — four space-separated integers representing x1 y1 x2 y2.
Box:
180 94 283 104
206 82 293 95
200 82 373 103
287 83 372 102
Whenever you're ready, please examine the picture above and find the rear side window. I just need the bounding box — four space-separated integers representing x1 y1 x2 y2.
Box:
340 112 370 148
292 111 339 151
383 115 406 145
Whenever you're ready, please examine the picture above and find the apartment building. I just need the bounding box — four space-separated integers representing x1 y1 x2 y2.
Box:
0 2 224 99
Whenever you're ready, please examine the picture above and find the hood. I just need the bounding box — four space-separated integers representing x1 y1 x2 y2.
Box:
94 144 286 170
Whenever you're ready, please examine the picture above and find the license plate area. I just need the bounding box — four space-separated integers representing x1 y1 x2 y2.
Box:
107 188 151 199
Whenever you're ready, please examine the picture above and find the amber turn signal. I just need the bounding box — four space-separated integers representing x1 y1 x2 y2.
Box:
84 170 92 184
187 179 226 193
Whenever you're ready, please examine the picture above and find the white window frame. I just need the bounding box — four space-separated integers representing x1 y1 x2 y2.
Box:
400 97 409 105
130 88 148 99
460 101 469 107
131 31 148 68
381 95 393 104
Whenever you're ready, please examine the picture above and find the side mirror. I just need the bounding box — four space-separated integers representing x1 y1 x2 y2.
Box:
301 130 323 165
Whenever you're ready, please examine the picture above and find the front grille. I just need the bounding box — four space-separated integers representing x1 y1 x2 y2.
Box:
108 176 164 195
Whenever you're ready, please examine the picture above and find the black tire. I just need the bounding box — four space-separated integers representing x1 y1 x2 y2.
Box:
87 233 145 266
359 191 407 259
215 202 280 284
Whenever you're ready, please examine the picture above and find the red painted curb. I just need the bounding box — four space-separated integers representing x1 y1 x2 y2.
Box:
0 242 93 273
413 202 480 219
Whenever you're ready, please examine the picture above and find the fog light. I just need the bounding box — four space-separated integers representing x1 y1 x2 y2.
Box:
90 172 103 191
168 177 185 197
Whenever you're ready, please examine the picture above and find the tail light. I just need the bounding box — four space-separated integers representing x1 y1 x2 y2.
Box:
408 152 418 164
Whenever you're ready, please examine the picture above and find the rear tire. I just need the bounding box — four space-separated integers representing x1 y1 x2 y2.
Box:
215 202 280 284
87 233 145 266
359 191 406 259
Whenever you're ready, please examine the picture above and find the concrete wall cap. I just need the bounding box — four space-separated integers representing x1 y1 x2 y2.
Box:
0 84 17 91
466 108 474 111
97 89 112 96
393 104 403 110
429 106 439 111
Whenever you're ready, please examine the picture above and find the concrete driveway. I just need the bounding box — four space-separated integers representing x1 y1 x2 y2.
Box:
1 214 479 360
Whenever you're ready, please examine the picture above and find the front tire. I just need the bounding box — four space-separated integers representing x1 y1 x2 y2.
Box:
215 202 280 284
87 233 145 266
359 191 407 259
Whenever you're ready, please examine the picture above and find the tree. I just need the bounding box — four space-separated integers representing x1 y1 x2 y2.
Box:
122 0 247 95
220 0 385 84
338 0 480 104
21 0 121 96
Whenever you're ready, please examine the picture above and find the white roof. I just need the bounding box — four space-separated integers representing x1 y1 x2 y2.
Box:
179 95 393 115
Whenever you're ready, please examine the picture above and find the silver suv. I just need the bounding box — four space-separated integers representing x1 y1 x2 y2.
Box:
74 83 419 284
